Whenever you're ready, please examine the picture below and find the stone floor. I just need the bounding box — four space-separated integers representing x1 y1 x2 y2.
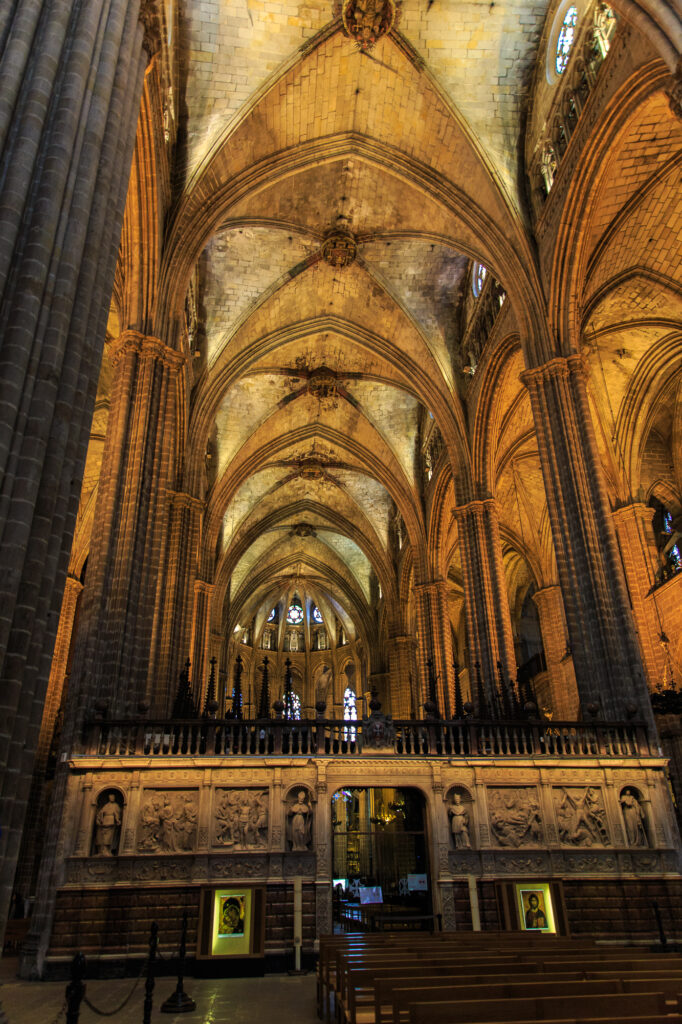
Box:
0 961 318 1024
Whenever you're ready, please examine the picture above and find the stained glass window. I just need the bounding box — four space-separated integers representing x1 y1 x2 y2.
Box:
472 262 487 297
312 605 323 624
343 687 357 741
283 691 301 720
287 597 303 625
267 607 276 622
556 6 578 74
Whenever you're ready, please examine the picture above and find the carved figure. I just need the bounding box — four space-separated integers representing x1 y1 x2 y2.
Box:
448 793 471 849
138 791 197 853
94 793 122 856
362 711 396 749
489 788 543 847
214 789 268 849
288 790 312 851
621 789 647 847
555 787 610 847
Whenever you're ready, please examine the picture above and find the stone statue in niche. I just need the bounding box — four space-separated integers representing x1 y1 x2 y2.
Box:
488 787 543 847
447 789 473 849
138 790 198 853
554 787 610 847
93 791 123 856
287 789 313 851
214 789 268 849
621 788 648 847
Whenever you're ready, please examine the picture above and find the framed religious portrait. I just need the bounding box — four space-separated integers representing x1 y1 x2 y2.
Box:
197 885 266 959
516 882 556 933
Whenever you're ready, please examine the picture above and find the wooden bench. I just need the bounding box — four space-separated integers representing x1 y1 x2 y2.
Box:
408 990 672 1023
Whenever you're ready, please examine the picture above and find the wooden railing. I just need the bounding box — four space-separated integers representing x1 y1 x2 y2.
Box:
79 717 652 760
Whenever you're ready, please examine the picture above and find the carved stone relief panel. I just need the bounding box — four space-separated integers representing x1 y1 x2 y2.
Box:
445 786 474 850
137 790 198 853
487 787 543 847
213 789 269 849
553 786 611 847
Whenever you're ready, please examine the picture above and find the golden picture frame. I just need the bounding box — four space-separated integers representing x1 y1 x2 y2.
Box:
516 882 557 933
197 885 266 959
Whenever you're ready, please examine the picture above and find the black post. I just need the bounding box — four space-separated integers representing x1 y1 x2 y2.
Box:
143 922 159 1024
475 662 488 718
231 654 244 720
65 952 86 1024
453 659 464 719
258 656 270 719
161 910 196 1013
283 657 294 719
652 899 668 947
497 660 512 718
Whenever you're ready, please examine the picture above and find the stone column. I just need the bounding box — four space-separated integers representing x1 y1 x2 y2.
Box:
521 357 653 724
532 586 579 719
413 579 455 717
386 635 418 717
454 500 516 709
0 0 149 941
68 331 184 720
151 491 204 714
13 575 84 898
612 503 666 690
190 580 215 712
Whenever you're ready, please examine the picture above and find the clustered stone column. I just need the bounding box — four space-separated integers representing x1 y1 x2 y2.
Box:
454 500 516 706
152 491 204 714
413 579 455 717
386 635 418 717
0 0 149 940
522 356 653 725
67 331 184 720
612 503 666 690
532 586 579 719
190 579 215 711
13 575 84 901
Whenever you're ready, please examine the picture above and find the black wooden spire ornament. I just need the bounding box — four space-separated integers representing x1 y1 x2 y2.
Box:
203 656 218 717
172 660 197 719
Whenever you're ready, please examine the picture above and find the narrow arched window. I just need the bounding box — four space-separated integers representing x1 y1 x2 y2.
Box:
556 6 578 74
472 262 487 297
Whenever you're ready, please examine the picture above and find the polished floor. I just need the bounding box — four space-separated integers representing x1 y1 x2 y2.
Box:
0 961 318 1023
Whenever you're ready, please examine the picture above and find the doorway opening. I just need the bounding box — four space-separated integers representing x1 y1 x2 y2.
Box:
331 786 432 931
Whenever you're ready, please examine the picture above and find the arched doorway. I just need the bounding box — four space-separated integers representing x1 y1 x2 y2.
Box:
331 787 432 930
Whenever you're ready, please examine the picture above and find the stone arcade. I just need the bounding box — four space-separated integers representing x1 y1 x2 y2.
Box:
1 0 682 980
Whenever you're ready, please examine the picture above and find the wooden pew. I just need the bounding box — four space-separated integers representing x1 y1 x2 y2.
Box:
337 950 682 1024
383 978 682 1024
408 991 672 1024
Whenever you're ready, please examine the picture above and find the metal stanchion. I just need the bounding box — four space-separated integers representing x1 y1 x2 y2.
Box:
65 953 86 1024
652 899 668 947
161 910 196 1013
143 922 159 1024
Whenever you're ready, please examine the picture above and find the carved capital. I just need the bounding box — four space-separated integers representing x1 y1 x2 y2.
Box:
139 0 162 61
111 330 186 372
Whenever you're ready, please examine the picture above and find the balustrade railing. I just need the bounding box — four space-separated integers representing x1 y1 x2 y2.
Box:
80 717 651 760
